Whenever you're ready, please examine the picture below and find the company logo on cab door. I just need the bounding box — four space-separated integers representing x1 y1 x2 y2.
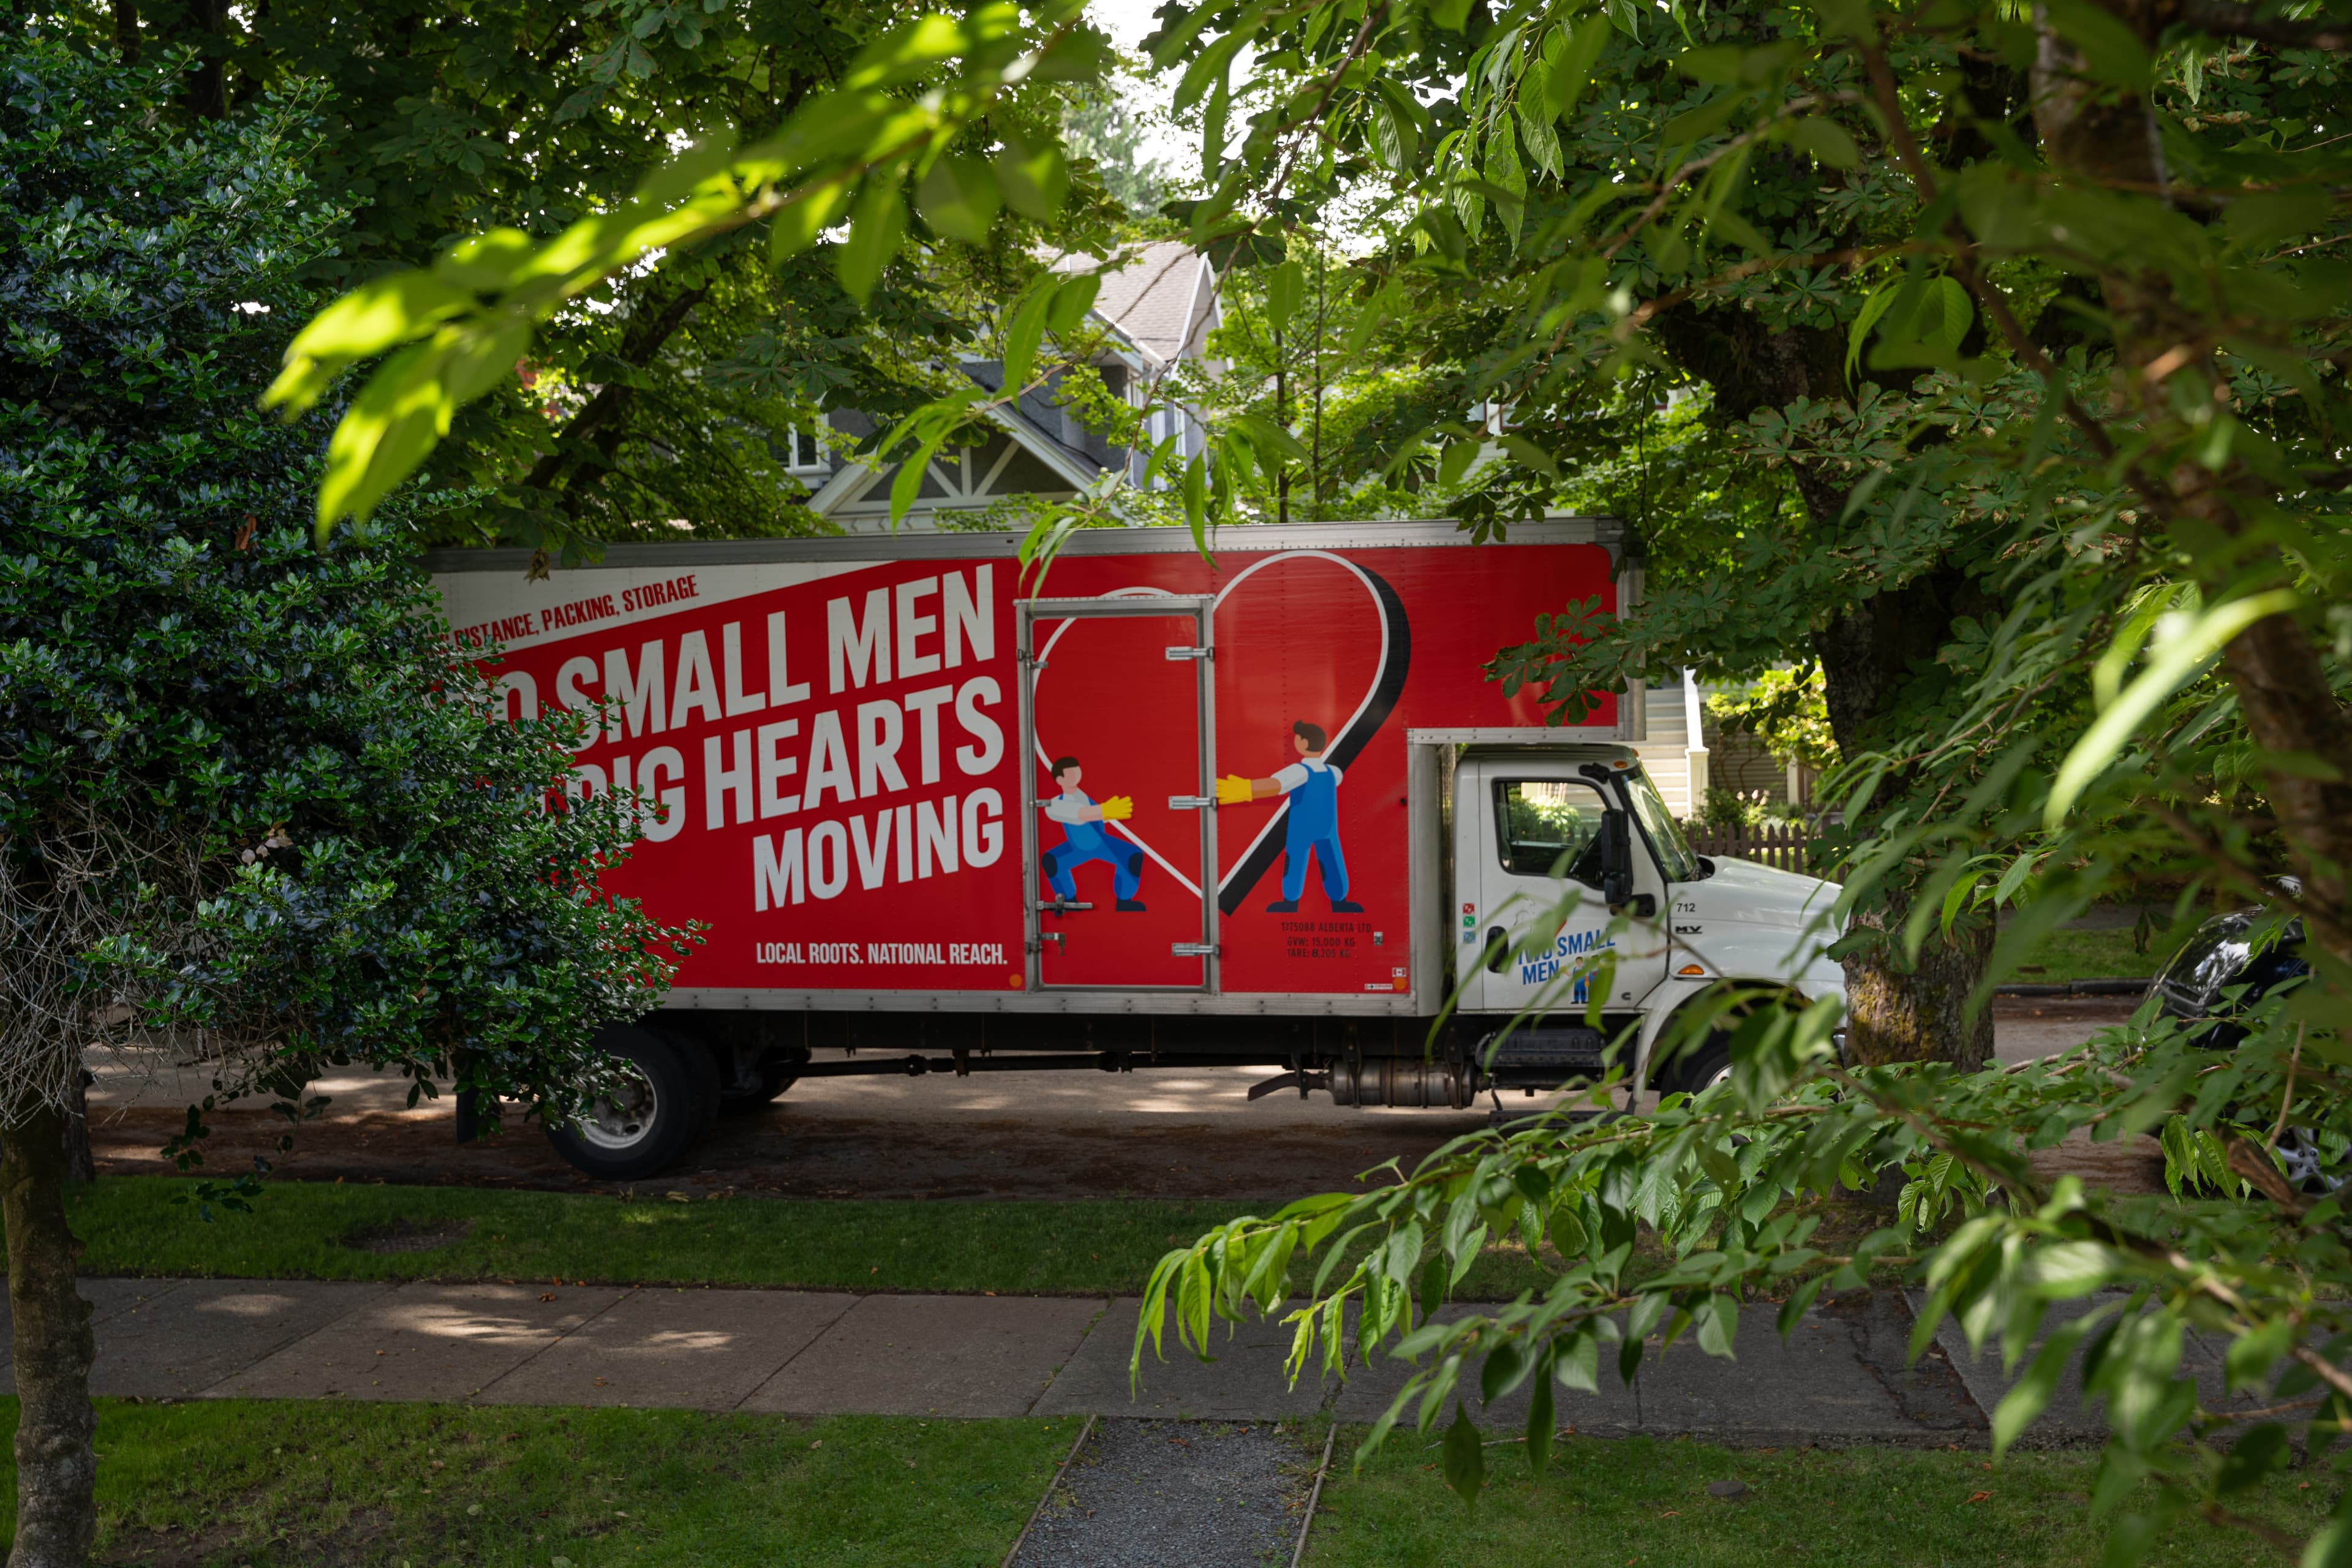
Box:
477 560 1025 991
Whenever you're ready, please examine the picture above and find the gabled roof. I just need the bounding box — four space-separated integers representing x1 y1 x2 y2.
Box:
1052 240 1220 368
807 244 1219 529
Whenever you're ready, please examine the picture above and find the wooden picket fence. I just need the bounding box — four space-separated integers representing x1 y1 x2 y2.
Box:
1684 821 1814 873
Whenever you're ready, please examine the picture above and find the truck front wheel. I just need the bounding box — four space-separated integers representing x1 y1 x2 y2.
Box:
1668 1035 1734 1099
545 1023 699 1180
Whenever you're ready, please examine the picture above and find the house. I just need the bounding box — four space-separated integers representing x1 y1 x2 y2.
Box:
1630 669 1812 820
794 239 1222 531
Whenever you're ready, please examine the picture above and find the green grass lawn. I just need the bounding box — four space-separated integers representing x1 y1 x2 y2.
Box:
32 1401 2325 1567
1305 1429 2326 1566
2010 924 2179 982
17 1398 1065 1567
61 1175 1555 1300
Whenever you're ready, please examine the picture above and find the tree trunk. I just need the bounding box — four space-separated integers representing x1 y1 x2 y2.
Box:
60 1077 92 1189
2034 0 2352 972
2 1098 97 1568
1842 908 1995 1070
1648 305 2000 1065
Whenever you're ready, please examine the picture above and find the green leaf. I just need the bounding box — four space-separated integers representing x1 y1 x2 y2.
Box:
1174 29 1250 114
266 272 473 413
2047 590 2301 825
1782 116 1860 168
1345 277 1407 361
1438 437 1480 487
1265 258 1305 337
1546 15 1613 122
1991 1313 2100 1455
2301 1517 2352 1568
1556 1327 1600 1393
1526 1360 1555 1476
2043 0 2154 89
1695 1292 1738 1357
1234 412 1310 466
917 155 1000 244
1374 81 1423 172
2225 1316 2294 1392
315 312 530 529
890 434 947 528
770 178 854 266
433 228 538 292
1479 1340 1525 1404
1000 282 1058 394
1660 92 1743 154
1441 1400 1486 1505
836 168 908 305
996 132 1070 220
1045 273 1101 333
2216 1422 2288 1494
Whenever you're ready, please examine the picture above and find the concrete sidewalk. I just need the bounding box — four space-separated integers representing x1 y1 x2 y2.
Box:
0 1277 2249 1447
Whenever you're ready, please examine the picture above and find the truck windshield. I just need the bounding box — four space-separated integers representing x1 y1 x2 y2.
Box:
1623 769 1703 883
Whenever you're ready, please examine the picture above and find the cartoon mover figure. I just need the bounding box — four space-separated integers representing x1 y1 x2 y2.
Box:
1041 756 1145 911
1217 721 1365 913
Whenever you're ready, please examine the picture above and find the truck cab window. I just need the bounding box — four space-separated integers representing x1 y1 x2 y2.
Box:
1493 781 1609 884
1621 768 1702 883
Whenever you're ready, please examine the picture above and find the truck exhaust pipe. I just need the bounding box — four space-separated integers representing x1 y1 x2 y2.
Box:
1328 1058 1480 1109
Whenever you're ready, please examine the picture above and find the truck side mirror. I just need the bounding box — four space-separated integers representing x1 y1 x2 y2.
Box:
1599 810 1635 910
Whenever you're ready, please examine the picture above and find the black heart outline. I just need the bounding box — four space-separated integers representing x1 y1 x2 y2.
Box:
1215 563 1413 915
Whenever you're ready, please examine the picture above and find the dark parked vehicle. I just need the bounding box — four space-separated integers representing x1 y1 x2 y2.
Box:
2151 903 2311 1050
2149 895 2329 1188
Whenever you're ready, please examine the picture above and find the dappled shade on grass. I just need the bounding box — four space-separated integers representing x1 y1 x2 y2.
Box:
1307 1431 2328 1567
13 1400 1068 1567
58 1176 1564 1301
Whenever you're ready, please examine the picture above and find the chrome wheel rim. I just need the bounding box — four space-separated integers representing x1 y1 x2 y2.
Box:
575 1063 660 1151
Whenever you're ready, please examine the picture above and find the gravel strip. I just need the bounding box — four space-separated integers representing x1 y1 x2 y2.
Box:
1012 1418 1314 1567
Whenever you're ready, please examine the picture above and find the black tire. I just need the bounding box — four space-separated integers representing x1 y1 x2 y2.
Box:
720 1054 802 1115
544 1023 699 1180
1668 1035 1734 1099
665 1025 723 1142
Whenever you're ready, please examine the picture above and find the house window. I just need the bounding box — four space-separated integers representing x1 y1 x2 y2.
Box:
784 427 831 479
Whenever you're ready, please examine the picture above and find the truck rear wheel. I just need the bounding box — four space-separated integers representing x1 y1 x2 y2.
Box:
545 1023 699 1180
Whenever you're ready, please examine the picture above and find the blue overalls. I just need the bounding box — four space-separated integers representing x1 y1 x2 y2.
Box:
1281 761 1349 903
1042 793 1141 902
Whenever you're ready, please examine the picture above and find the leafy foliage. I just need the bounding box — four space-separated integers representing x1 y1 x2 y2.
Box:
1706 664 1838 772
0 34 684 1131
270 0 2352 1556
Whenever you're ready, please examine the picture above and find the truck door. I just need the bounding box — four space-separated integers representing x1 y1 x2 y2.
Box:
1457 760 1670 1019
1019 596 1217 992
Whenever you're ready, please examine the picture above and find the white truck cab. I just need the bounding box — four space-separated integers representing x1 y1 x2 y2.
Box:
1446 746 1844 1096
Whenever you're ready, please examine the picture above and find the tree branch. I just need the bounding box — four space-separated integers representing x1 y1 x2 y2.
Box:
524 283 712 495
2165 0 2352 53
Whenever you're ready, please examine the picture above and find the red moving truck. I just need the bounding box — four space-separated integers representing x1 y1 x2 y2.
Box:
429 518 1844 1177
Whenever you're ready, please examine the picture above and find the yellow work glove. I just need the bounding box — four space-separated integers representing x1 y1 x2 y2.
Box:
1215 774 1254 805
1099 795 1134 821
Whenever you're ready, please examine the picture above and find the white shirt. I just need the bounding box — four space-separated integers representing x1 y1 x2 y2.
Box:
1273 759 1341 794
1043 788 1092 824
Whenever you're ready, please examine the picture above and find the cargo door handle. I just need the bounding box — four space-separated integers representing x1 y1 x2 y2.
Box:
1167 795 1213 810
1036 899 1093 914
1163 646 1212 661
1171 943 1217 957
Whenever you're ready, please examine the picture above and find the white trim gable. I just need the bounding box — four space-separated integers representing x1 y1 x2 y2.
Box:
809 403 1106 532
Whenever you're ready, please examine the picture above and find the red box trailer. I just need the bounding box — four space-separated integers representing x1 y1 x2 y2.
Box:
431 518 1835 1177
